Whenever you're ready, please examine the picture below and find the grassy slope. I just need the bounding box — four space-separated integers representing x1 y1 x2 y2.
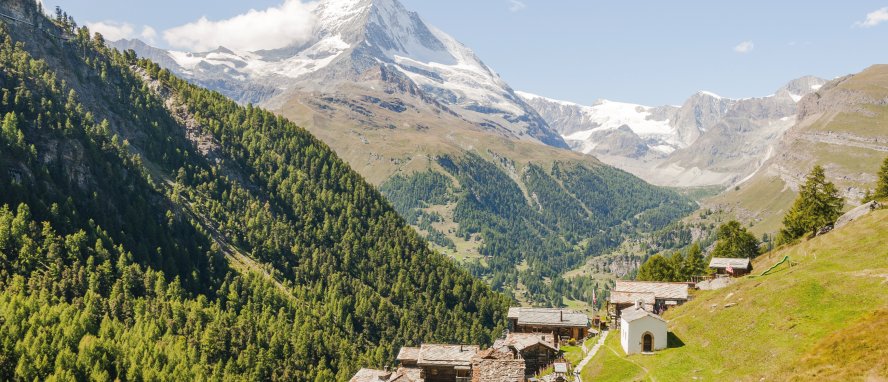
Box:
581 334 649 382
582 208 888 381
707 65 888 235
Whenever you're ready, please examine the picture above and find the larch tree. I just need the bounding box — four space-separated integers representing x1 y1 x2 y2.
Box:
779 165 844 242
875 156 888 199
712 221 760 259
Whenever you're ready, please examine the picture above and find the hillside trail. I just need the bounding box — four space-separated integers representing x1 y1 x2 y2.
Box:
605 343 657 382
575 330 609 381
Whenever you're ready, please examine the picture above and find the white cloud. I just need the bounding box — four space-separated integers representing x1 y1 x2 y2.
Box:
856 7 888 28
87 21 136 42
163 0 317 52
508 0 526 12
140 26 157 44
733 41 754 54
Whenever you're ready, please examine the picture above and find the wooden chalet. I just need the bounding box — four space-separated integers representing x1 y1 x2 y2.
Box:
507 307 590 340
709 257 752 277
607 281 689 326
396 344 479 382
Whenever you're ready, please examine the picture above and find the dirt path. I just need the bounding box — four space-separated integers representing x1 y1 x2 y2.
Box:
575 330 608 381
800 132 888 152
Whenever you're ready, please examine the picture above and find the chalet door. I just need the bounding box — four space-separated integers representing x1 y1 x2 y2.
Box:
642 333 653 352
455 369 470 382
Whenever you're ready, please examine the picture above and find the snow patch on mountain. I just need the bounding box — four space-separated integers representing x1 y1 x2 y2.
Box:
698 90 723 99
112 0 567 147
517 92 674 138
517 91 678 155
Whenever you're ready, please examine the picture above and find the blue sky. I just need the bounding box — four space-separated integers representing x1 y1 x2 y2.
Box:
43 0 888 106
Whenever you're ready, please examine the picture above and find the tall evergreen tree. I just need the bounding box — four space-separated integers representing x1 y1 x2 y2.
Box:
712 221 759 259
682 242 707 278
636 254 674 282
779 165 844 242
875 156 888 199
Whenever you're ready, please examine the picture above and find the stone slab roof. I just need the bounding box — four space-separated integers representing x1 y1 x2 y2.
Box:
620 306 666 324
396 347 420 362
614 281 689 301
492 332 557 352
472 351 525 382
349 367 422 382
609 291 656 305
709 257 751 269
417 344 479 367
508 307 589 327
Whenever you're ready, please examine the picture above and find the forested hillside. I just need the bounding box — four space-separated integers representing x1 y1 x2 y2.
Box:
381 153 695 306
0 1 508 380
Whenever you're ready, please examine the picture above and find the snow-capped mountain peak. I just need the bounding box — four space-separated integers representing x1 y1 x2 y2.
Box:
113 0 566 148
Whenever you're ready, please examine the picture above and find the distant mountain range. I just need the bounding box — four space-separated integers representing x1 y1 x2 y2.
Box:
519 76 828 187
112 0 836 193
108 0 888 304
112 0 695 305
112 0 565 148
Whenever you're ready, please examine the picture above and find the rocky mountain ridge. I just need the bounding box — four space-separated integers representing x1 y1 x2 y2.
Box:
520 76 828 187
112 0 566 148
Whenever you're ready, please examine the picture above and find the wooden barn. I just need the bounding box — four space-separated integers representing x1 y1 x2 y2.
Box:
709 257 752 277
396 344 478 382
507 307 590 341
608 281 689 326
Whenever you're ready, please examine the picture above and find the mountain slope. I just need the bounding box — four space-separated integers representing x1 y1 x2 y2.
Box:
583 207 888 381
112 0 696 305
521 77 827 188
113 0 565 148
0 2 508 380
711 65 888 234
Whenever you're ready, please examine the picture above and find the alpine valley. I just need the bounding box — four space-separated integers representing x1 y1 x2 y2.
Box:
2 0 888 380
113 0 699 306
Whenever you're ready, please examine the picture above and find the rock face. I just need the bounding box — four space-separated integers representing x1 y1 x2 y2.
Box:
520 77 828 188
518 92 678 159
706 65 888 233
834 201 882 230
111 0 566 148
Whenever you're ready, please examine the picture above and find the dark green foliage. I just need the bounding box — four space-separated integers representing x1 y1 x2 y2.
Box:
682 243 707 277
711 221 760 259
379 170 455 249
876 156 888 200
431 154 694 305
636 242 708 282
0 7 508 381
779 165 844 243
636 254 675 282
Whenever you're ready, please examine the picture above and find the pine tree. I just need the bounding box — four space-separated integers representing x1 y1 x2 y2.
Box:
712 221 759 259
875 156 888 199
682 242 706 278
636 254 673 282
779 165 844 242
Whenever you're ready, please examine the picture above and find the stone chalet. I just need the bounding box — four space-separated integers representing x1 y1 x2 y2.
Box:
709 257 752 277
608 281 689 327
350 367 422 382
491 332 558 375
507 307 590 340
351 331 566 382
